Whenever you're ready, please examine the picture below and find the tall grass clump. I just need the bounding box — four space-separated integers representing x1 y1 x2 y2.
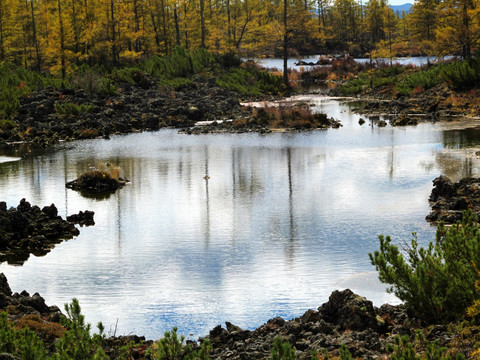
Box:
370 210 480 323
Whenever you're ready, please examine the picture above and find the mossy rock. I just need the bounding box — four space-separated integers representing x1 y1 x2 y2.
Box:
66 171 129 197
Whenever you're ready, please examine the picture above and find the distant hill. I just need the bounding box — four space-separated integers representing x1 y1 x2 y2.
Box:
390 3 413 14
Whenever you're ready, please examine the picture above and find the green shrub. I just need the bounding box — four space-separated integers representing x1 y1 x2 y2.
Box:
439 58 480 90
338 344 352 360
379 65 406 77
217 66 283 96
54 102 94 116
400 67 442 92
111 67 142 85
155 327 184 360
55 298 108 360
270 336 296 360
386 332 465 360
0 312 49 359
369 210 480 323
149 327 211 360
142 46 214 79
338 77 367 95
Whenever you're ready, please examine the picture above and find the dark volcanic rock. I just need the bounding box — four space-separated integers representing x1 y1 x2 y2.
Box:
426 176 480 223
2 73 246 146
0 199 85 264
318 289 378 332
66 210 95 226
66 172 129 199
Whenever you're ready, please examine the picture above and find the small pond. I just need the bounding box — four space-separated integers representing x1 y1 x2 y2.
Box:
1 96 479 339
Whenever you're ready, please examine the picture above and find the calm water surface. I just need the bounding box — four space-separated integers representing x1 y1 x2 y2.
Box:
1 96 480 339
256 56 451 70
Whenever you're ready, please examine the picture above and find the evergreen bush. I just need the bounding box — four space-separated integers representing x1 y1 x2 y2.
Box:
370 210 480 323
0 312 49 359
55 298 108 360
270 336 297 360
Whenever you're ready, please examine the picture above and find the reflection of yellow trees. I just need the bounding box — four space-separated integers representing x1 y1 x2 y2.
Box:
433 152 478 182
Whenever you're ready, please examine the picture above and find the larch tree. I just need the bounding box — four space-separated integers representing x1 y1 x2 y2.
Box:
435 0 480 58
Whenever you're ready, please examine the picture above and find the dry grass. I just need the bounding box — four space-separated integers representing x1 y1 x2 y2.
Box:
14 314 66 345
96 163 121 179
251 104 332 129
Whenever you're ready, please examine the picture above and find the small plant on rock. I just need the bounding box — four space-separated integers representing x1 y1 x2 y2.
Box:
0 312 49 360
149 327 211 360
270 336 296 360
55 298 108 360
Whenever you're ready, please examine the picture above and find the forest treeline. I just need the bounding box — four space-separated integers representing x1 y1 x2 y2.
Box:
1 0 478 77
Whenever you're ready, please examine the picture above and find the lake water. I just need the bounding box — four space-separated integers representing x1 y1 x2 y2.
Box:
1 96 480 340
255 56 451 70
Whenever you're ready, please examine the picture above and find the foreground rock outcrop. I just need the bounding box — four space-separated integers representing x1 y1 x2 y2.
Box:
0 272 475 359
203 289 413 359
426 175 480 223
0 273 65 350
0 199 92 264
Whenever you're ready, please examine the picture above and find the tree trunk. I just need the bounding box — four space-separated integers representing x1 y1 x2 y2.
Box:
0 0 4 60
174 5 180 47
226 0 231 43
110 0 117 64
200 0 206 47
283 0 288 87
133 0 141 51
30 0 41 71
462 0 471 59
58 0 66 79
160 0 169 53
184 3 189 49
150 12 161 51
71 0 79 54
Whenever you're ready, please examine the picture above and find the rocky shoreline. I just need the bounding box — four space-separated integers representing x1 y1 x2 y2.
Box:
0 199 93 265
0 74 247 147
0 272 474 359
426 175 480 224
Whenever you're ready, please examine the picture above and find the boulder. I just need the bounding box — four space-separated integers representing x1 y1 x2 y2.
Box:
318 289 378 332
426 176 480 223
